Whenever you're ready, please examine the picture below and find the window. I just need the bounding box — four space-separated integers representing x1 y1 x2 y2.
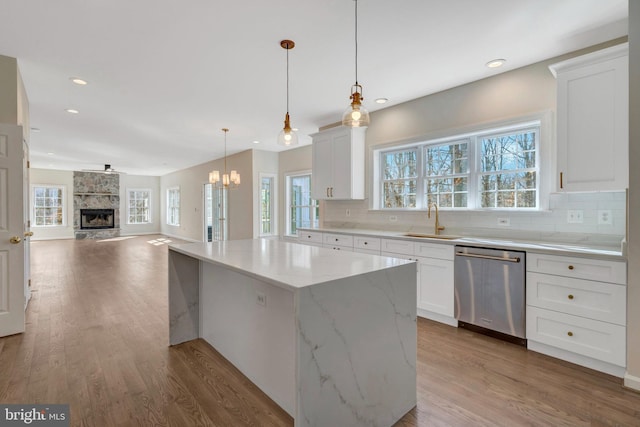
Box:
259 174 276 236
127 189 151 224
285 172 318 236
167 187 180 226
32 185 65 226
377 121 540 210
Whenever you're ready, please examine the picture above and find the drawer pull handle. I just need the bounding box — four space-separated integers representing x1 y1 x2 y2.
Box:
364 242 368 245
568 294 574 300
335 238 339 242
568 265 574 270
307 235 311 239
567 331 573 337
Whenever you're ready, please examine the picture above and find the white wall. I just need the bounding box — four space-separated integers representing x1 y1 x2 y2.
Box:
29 168 75 240
119 174 161 236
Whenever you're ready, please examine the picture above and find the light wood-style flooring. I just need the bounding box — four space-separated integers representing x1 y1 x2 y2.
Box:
1 235 639 426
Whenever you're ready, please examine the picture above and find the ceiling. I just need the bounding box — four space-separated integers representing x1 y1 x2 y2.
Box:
0 0 628 176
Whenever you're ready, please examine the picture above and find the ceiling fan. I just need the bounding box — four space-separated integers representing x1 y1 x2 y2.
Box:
82 164 126 174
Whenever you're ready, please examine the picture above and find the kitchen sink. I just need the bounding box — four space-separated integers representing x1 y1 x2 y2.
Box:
403 233 460 240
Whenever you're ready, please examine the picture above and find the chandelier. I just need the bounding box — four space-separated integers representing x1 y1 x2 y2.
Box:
209 128 240 188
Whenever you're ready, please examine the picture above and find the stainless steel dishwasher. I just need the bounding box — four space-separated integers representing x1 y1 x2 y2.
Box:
454 245 526 345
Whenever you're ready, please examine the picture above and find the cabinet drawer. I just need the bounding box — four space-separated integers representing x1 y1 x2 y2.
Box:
354 236 381 252
323 233 354 248
354 248 381 255
298 231 323 244
527 253 626 284
323 244 353 252
526 306 626 367
414 242 454 261
527 272 626 325
381 239 415 256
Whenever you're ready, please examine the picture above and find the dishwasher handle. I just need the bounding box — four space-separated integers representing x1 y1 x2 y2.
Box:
455 251 521 263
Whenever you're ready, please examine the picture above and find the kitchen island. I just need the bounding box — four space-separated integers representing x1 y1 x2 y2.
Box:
168 238 417 427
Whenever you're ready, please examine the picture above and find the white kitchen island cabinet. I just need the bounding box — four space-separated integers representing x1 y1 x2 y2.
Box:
168 239 417 427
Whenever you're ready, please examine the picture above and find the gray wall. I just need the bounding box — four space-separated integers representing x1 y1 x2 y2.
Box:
626 0 639 390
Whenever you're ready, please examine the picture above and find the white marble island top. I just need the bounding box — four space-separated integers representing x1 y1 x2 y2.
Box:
169 238 413 291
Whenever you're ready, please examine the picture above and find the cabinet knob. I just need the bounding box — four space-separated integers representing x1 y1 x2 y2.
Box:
307 235 311 239
335 238 339 242
364 241 368 245
567 331 574 337
568 294 574 300
568 265 574 270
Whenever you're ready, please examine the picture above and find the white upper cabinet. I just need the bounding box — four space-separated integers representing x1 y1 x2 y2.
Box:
311 126 365 200
550 43 628 192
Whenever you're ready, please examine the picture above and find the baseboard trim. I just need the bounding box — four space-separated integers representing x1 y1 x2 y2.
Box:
624 373 640 392
416 309 458 327
160 232 200 243
31 236 75 241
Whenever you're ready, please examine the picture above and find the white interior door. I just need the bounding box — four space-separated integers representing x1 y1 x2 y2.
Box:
23 140 31 306
0 124 25 337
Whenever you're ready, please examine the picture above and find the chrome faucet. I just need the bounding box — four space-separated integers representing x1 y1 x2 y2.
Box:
428 203 445 235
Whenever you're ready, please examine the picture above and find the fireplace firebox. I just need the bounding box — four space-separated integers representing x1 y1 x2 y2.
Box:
80 209 115 230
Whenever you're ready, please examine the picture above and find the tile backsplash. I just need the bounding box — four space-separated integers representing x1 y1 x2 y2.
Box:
322 191 626 247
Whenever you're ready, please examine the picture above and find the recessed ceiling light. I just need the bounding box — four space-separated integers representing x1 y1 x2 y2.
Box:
65 108 79 114
47 152 54 156
253 140 260 144
486 59 506 68
375 98 388 104
70 77 88 85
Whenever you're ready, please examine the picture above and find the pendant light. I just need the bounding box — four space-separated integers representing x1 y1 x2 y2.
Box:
277 40 299 146
342 0 370 127
209 128 240 189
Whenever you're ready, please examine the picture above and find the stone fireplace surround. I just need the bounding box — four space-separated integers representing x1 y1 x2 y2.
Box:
73 171 120 239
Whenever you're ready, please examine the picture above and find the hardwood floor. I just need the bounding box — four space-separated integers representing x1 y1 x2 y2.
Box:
1 235 639 426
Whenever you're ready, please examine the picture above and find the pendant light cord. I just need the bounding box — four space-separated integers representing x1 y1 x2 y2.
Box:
355 0 359 85
286 45 290 114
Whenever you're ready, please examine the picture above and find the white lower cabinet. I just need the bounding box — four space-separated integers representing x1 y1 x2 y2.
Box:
526 306 625 367
297 231 323 247
526 252 627 377
416 256 454 318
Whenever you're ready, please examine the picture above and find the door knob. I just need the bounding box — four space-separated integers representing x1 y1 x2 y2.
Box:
24 231 34 237
10 236 22 244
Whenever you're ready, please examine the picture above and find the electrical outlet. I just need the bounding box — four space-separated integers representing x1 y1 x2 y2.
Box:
346 209 351 217
389 215 398 222
598 210 613 225
256 291 266 306
567 210 584 223
497 217 510 226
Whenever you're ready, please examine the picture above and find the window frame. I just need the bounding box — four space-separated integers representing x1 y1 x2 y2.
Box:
284 170 318 237
166 186 180 226
126 188 152 225
259 173 277 237
375 118 545 211
31 184 66 227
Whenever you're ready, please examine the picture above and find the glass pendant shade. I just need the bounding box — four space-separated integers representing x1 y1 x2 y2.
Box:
342 88 370 127
277 112 299 146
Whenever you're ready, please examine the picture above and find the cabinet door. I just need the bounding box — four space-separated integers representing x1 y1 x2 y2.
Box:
330 132 353 199
417 256 454 317
555 51 628 191
311 133 333 199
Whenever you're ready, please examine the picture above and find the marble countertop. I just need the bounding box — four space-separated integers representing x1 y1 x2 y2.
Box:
297 227 626 260
169 238 413 291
